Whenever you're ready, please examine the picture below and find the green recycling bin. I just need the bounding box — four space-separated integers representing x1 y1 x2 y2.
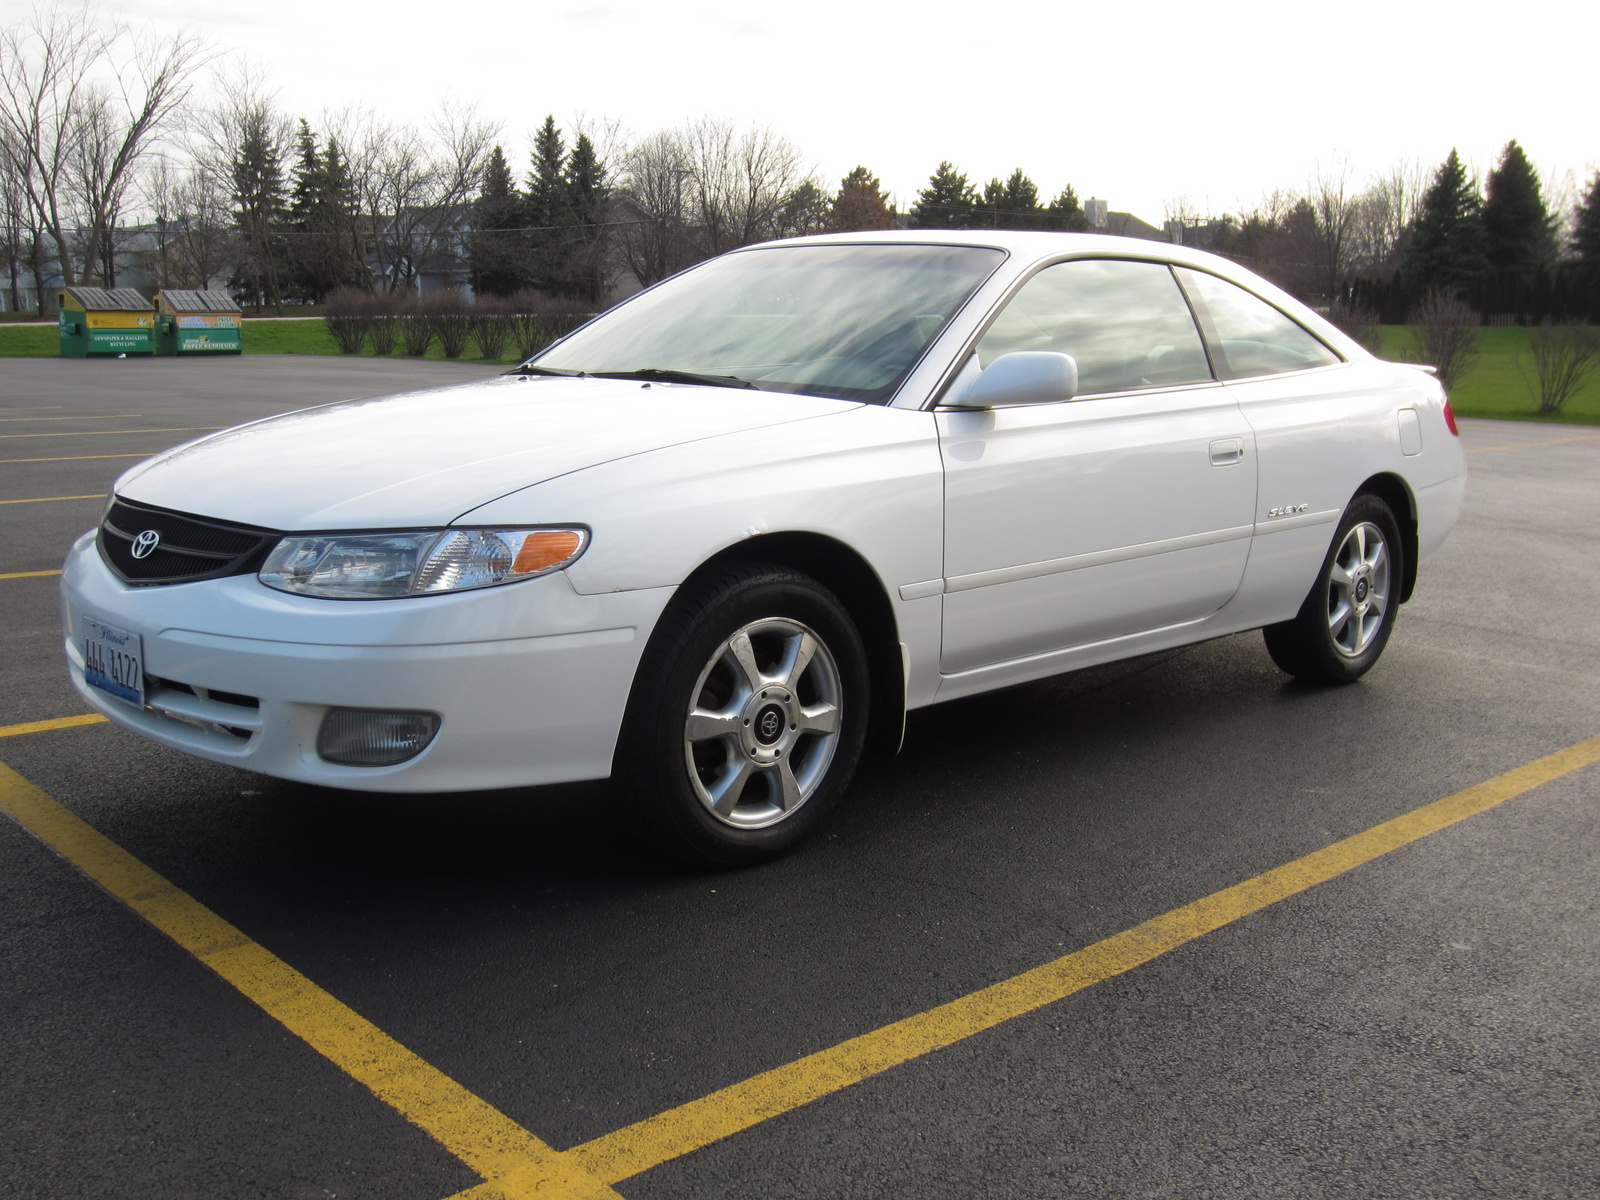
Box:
57 287 156 357
154 290 242 355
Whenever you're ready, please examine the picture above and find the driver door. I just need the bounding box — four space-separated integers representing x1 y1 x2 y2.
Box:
938 258 1257 675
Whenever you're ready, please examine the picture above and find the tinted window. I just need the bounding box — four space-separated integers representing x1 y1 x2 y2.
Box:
1177 268 1341 379
974 259 1212 394
535 243 1004 404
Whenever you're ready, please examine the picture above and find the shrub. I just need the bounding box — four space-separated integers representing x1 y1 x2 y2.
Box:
1521 320 1600 414
472 297 512 360
505 290 596 362
399 296 434 357
1326 300 1383 355
431 290 473 359
323 288 372 355
1408 289 1480 392
369 292 401 356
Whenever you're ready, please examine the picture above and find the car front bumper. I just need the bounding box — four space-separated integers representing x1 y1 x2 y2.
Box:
60 531 673 792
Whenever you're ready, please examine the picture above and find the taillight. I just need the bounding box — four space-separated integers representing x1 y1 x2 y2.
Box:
1442 398 1460 437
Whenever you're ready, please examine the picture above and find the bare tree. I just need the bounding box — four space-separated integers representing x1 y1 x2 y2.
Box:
1348 160 1427 276
1520 321 1600 414
616 128 695 287
0 7 111 287
365 102 495 294
678 117 806 257
1305 158 1361 301
1408 288 1481 391
69 27 209 285
0 9 206 288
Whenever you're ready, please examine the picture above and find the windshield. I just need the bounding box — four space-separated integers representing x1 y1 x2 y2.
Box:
531 243 1005 404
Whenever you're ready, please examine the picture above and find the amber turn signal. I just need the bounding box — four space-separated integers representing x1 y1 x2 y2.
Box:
513 529 585 574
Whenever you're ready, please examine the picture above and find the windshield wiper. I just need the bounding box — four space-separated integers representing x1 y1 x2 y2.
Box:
587 368 760 390
507 364 761 390
507 364 583 377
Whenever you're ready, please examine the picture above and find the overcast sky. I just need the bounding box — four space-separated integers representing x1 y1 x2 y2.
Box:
67 0 1600 222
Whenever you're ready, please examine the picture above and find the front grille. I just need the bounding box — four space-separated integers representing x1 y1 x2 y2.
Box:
99 497 277 585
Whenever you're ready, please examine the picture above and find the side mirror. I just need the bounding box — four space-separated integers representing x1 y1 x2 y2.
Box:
946 351 1078 408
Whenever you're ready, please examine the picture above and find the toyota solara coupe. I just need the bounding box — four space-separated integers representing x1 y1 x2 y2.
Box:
62 232 1466 864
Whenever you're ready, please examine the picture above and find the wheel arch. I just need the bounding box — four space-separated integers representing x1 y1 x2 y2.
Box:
686 532 906 754
1355 472 1419 602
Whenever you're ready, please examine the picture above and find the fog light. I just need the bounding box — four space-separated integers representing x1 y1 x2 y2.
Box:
317 708 441 766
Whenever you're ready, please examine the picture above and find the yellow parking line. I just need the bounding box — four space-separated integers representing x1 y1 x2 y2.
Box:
0 569 63 580
0 453 156 463
0 762 624 1200
1467 432 1600 453
5 732 1597 1196
0 426 222 439
0 714 107 738
0 494 107 505
566 734 1600 1185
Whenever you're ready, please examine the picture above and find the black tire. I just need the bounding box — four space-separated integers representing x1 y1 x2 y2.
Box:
615 562 869 867
1263 493 1404 685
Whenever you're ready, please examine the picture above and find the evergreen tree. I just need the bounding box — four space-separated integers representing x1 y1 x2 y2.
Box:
319 138 367 292
986 168 1041 230
561 133 611 304
284 121 366 302
830 166 895 232
1482 140 1557 275
528 116 569 289
1572 171 1600 272
230 111 289 312
470 145 529 297
910 162 974 229
1399 149 1488 297
778 181 832 238
1045 185 1090 232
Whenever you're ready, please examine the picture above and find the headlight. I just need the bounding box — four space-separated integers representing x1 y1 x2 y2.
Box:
258 527 588 599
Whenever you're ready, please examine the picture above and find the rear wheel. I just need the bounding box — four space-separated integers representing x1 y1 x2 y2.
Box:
616 563 868 866
1263 494 1403 684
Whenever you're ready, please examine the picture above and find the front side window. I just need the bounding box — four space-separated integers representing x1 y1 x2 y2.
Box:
974 259 1213 395
1177 268 1342 379
533 243 1005 404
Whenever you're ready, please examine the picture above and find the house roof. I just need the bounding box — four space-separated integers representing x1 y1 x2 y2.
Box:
158 289 239 313
62 286 151 311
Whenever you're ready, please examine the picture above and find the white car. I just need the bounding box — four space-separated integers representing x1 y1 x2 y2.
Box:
62 232 1466 864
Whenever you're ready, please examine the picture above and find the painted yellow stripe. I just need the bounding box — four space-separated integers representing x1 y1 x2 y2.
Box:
0 453 156 463
0 714 107 738
0 762 623 1200
0 427 222 439
568 734 1600 1184
0 493 107 504
0 569 63 580
1467 432 1600 453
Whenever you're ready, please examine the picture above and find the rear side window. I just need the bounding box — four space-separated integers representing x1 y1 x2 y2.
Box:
1177 268 1341 379
975 259 1212 395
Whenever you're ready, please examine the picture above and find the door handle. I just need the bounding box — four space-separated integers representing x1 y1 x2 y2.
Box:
1209 438 1245 466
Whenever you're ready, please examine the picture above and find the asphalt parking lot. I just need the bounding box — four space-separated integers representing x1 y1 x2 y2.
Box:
2 356 1597 1200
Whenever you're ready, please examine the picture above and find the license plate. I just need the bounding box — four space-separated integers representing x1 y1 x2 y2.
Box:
83 618 145 708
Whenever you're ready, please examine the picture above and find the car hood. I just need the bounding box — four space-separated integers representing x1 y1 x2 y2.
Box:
116 374 857 529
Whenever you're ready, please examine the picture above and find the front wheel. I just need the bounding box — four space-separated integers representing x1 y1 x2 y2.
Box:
1263 494 1403 684
615 563 869 867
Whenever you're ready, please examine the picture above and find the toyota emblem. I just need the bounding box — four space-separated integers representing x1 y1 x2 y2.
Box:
130 529 162 559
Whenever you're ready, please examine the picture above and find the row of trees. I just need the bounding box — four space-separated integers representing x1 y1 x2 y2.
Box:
5 7 1599 324
908 162 1092 231
1212 143 1600 322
